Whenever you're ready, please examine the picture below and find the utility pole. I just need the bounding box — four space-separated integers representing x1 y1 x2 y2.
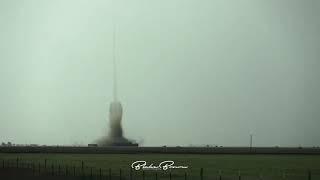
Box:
250 134 253 149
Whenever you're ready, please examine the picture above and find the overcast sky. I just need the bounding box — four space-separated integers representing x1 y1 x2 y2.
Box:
0 0 319 147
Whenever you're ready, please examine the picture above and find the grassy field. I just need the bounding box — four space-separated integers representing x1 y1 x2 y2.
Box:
0 153 320 179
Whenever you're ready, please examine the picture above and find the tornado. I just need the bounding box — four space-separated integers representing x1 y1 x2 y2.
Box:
96 20 138 146
109 101 123 138
104 101 133 145
96 100 137 146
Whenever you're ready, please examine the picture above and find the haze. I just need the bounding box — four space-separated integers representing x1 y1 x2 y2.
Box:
0 0 319 147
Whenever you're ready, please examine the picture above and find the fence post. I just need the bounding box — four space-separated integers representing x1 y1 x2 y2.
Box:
32 162 35 176
155 172 158 180
184 172 187 180
73 166 76 176
238 170 241 180
130 168 132 180
44 159 47 175
66 165 68 176
99 168 102 180
109 168 112 180
81 161 84 177
38 162 41 175
119 168 122 180
143 170 145 180
308 170 311 180
2 159 4 168
16 158 19 168
169 172 172 180
200 168 203 180
58 164 61 176
91 167 93 179
219 170 222 180
51 164 54 176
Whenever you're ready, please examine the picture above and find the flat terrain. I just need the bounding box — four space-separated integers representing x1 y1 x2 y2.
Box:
1 146 320 154
0 153 320 180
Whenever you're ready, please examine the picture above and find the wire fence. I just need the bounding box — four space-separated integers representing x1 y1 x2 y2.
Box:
0 158 320 180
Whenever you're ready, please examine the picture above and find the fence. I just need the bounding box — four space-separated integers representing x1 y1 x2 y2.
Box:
0 158 319 180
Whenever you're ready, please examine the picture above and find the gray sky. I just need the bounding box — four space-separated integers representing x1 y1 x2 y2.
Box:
0 0 319 147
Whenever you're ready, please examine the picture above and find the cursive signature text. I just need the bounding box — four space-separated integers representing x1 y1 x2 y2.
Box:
131 160 188 171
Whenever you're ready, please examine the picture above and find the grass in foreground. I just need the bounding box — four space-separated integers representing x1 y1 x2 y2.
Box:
0 153 319 179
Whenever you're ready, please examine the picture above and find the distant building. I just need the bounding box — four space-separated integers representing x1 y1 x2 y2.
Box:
88 144 98 147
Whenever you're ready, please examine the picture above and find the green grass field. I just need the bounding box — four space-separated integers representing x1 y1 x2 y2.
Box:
1 153 320 179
